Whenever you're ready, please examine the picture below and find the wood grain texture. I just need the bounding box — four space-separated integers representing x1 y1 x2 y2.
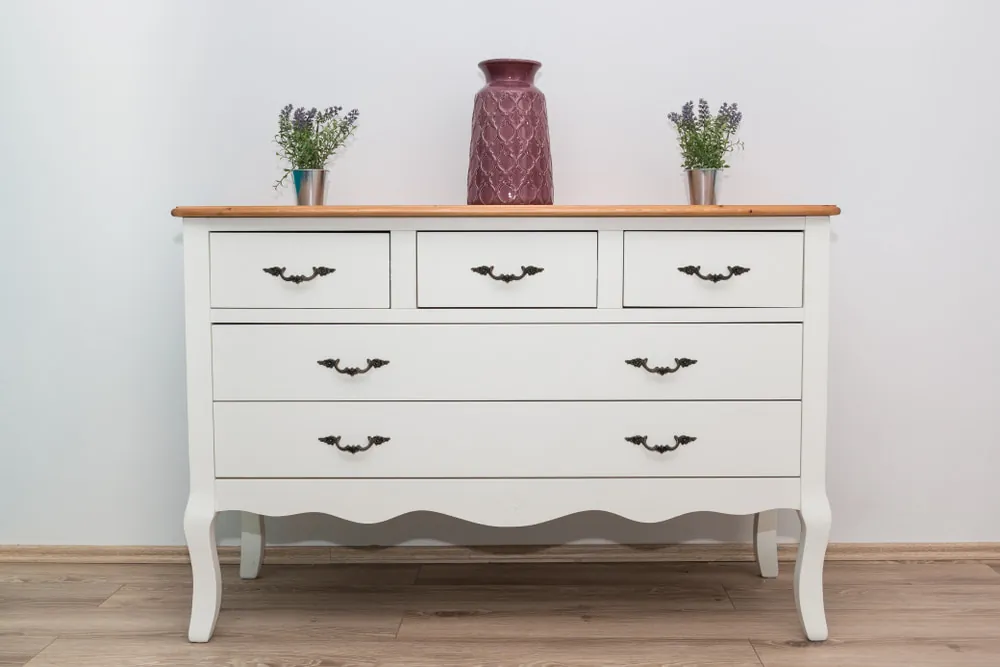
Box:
728 583 1000 611
415 561 1000 587
99 583 733 613
5 542 1000 565
23 637 762 667
3 608 402 642
396 609 1000 641
5 561 1000 665
751 638 1000 667
0 635 55 666
0 582 121 609
170 204 841 218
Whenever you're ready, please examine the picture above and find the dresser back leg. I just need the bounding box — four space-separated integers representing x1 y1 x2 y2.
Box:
753 510 779 578
794 494 832 641
184 497 221 642
240 512 266 580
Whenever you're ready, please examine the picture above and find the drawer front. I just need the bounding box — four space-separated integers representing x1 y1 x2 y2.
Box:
212 323 802 400
417 232 597 307
214 401 801 478
210 232 390 308
623 231 803 307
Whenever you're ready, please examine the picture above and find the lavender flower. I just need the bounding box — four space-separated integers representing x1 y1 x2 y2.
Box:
666 99 744 170
698 98 711 123
274 103 361 189
681 100 695 123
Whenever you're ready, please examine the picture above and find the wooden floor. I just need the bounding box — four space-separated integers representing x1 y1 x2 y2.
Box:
3 560 1000 666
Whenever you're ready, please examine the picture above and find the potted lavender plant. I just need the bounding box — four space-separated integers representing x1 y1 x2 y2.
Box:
667 99 743 205
274 105 359 205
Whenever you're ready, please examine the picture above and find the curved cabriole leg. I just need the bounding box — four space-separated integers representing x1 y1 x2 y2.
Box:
240 512 265 580
184 498 221 643
753 510 779 579
794 494 832 641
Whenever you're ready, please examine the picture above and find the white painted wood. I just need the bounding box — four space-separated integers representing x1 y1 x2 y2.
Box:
189 216 808 232
183 495 220 643
389 230 417 308
624 231 804 307
214 401 801 479
212 323 802 401
795 494 832 641
239 512 264 580
215 478 802 525
753 510 779 578
597 230 624 308
795 217 833 640
416 232 597 307
181 221 221 642
210 306 805 324
182 222 216 504
180 214 832 641
209 232 389 308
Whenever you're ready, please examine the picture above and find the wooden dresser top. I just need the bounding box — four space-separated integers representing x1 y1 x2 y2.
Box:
171 205 840 218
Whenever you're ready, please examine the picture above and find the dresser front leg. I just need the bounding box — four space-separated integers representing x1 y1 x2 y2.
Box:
753 510 779 578
183 497 221 643
240 512 265 580
794 494 831 641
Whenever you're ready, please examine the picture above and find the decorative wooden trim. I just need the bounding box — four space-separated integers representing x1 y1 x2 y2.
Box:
1 542 995 564
170 204 841 219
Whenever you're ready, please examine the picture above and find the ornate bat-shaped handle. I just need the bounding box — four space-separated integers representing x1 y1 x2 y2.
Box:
625 435 697 453
470 265 544 283
316 358 390 376
262 266 336 283
677 265 750 283
319 435 390 454
625 357 698 375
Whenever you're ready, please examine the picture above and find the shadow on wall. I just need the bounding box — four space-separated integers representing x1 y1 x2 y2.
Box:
215 510 792 547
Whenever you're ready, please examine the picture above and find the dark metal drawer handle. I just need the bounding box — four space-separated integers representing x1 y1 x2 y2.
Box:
626 435 697 453
677 265 750 283
471 265 544 283
625 357 698 375
319 435 390 454
262 266 336 283
317 358 390 376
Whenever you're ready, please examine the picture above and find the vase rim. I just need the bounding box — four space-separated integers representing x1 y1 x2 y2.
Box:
478 58 542 67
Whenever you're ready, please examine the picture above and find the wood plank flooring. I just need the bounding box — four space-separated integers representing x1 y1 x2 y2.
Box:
2 560 1000 666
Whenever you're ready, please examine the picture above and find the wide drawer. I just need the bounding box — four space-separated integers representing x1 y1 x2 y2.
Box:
623 231 803 307
210 232 390 308
214 401 802 478
212 323 802 400
417 232 597 307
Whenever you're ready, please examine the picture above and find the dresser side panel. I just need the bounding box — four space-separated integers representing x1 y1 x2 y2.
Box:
182 221 216 497
801 218 831 494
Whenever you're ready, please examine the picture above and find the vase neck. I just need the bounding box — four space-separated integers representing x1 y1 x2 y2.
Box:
479 59 541 87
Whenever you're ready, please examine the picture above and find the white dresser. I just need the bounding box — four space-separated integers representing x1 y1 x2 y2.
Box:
173 204 839 642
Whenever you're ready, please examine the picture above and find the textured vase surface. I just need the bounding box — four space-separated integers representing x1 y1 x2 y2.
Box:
467 59 553 205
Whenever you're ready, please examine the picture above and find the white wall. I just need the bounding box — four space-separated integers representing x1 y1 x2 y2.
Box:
2 0 998 546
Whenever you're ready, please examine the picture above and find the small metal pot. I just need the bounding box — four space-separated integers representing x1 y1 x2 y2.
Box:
293 169 328 205
686 169 719 205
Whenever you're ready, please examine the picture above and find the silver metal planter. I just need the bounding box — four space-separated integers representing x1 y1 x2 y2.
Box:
686 169 719 205
293 169 328 205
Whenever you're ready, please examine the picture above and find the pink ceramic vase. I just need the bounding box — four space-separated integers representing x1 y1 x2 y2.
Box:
467 59 554 205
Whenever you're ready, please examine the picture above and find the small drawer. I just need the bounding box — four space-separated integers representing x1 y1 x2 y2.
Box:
417 232 597 307
210 232 389 308
214 401 801 479
624 231 803 307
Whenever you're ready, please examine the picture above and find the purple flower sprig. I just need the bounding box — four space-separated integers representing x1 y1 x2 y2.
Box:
274 104 360 189
667 99 743 170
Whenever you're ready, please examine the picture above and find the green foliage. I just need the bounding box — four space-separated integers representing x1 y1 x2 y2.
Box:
667 99 743 170
274 105 360 189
